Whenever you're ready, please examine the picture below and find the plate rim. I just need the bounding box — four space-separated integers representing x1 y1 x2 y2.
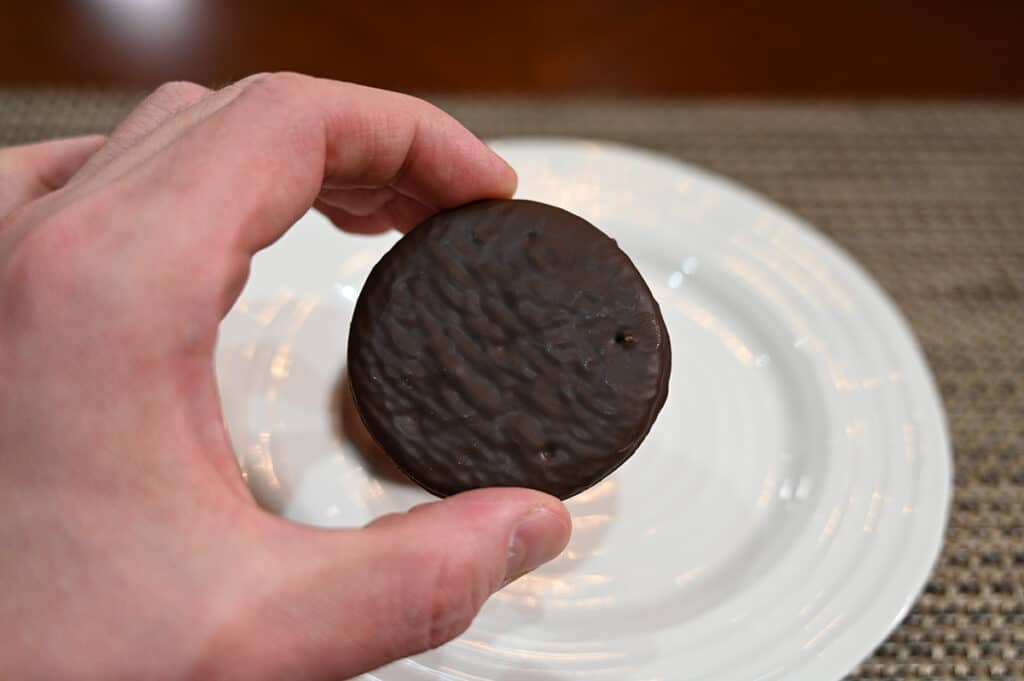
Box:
226 136 954 681
486 136 953 679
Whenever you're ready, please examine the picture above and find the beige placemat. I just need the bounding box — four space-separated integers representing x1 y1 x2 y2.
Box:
3 90 1023 680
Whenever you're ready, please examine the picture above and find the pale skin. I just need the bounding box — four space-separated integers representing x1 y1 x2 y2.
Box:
0 73 572 680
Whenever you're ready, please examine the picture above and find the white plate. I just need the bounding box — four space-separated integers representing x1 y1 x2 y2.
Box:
216 139 951 681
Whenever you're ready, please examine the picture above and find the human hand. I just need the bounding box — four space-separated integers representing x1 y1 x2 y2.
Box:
0 74 571 680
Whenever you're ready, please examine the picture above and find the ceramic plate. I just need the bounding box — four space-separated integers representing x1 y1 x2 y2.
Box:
216 138 951 681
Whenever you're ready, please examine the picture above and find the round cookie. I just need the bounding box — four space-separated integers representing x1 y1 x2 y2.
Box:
348 199 670 500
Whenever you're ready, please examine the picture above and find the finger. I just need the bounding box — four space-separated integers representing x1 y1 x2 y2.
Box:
0 135 106 218
10 78 254 236
313 191 437 234
68 76 270 191
212 488 570 681
317 185 398 216
124 73 517 264
333 489 569 668
312 200 394 234
72 81 210 182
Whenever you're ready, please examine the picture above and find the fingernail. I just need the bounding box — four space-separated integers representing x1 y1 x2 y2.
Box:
505 507 568 585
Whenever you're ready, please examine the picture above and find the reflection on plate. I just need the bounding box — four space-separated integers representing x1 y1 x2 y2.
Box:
216 139 951 681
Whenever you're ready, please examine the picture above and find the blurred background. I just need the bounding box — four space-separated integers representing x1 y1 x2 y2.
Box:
2 0 1022 96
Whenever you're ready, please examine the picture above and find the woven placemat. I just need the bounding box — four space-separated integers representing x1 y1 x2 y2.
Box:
2 90 1023 679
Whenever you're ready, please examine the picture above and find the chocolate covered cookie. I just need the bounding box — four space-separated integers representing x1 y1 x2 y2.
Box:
348 199 670 499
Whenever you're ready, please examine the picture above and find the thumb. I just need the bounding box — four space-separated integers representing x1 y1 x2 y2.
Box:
215 488 571 681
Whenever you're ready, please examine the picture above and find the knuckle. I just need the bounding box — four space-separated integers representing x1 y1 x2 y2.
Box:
148 80 209 111
245 71 310 100
235 72 322 162
399 550 491 653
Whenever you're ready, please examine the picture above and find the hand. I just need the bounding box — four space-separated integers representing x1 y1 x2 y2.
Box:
0 74 571 680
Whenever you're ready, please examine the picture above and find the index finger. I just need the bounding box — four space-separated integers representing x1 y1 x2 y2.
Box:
129 73 517 255
0 135 106 219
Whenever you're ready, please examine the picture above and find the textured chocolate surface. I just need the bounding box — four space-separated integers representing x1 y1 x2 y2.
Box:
348 199 670 499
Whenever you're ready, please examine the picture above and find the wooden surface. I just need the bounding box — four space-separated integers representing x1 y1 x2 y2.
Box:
2 0 1023 96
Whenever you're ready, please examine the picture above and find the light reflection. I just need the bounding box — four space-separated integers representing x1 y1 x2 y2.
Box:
778 479 794 500
506 573 612 597
436 666 493 681
491 590 541 607
543 596 617 609
668 271 683 289
269 343 292 380
288 297 319 334
829 362 856 391
265 296 319 400
755 473 778 509
864 491 885 533
85 0 198 48
795 476 813 500
818 507 842 543
567 478 616 506
364 480 385 500
749 215 855 312
722 256 813 353
799 589 827 616
245 289 294 327
339 250 374 275
802 614 845 650
681 255 700 274
672 567 705 587
458 639 624 662
572 514 612 531
334 283 359 303
249 431 280 490
782 476 813 502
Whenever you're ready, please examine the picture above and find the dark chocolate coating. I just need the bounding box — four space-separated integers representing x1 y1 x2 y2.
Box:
348 199 670 500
